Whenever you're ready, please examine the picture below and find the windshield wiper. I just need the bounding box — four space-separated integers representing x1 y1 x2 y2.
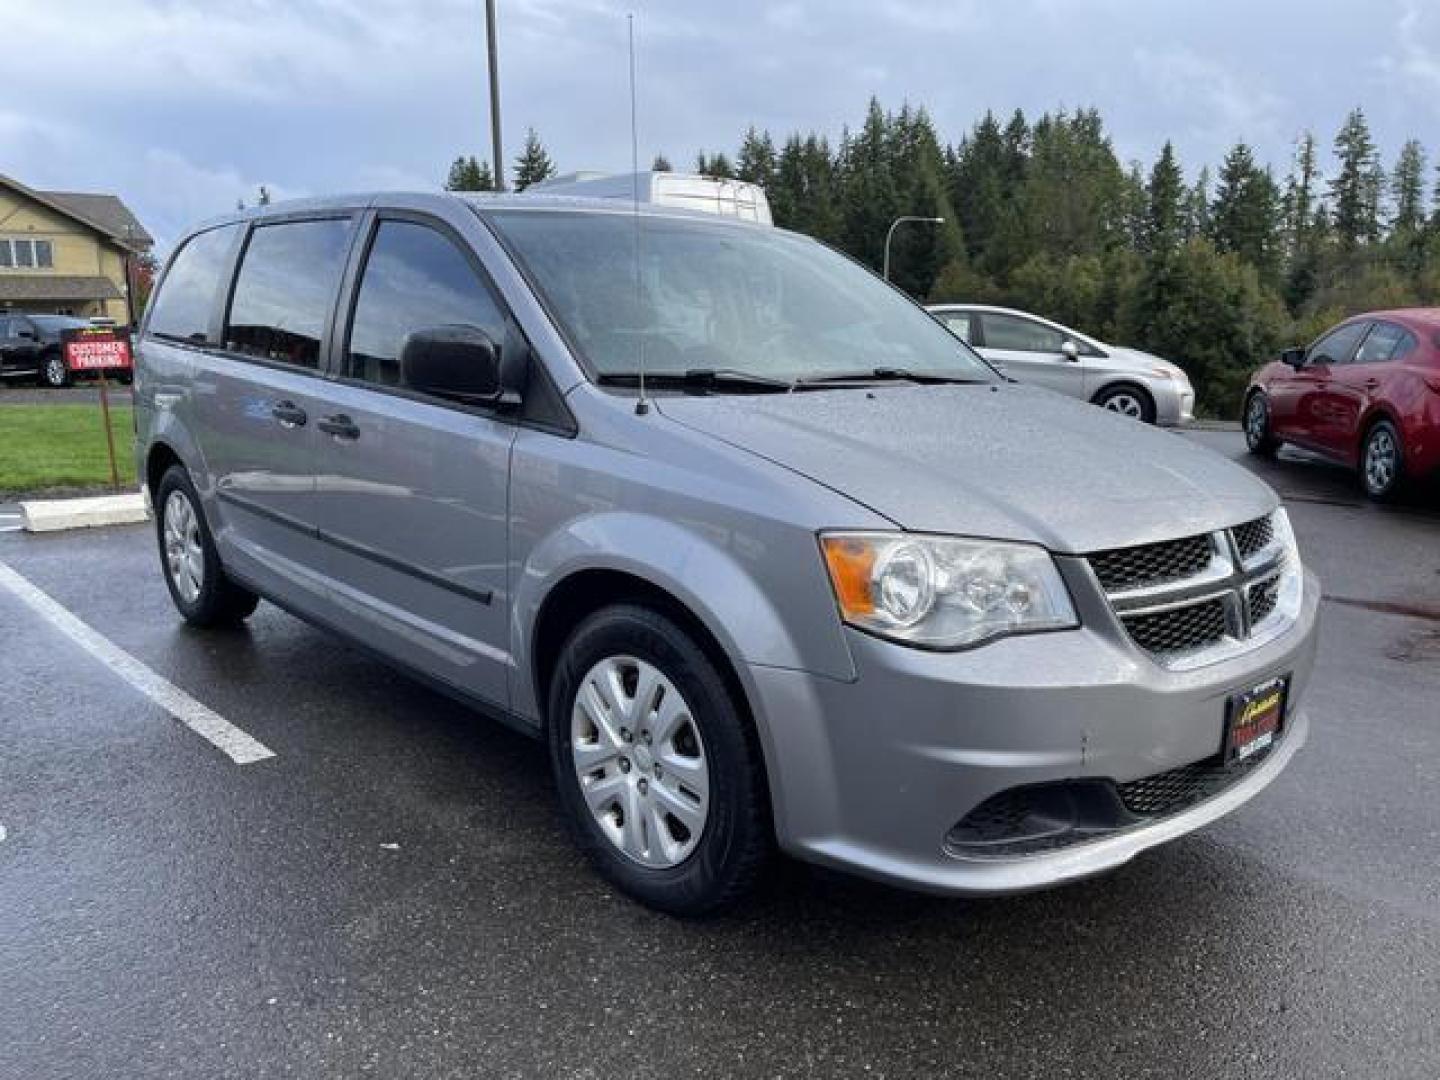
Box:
597 369 796 394
798 367 986 387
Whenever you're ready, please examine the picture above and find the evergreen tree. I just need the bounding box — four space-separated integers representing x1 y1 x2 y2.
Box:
1281 133 1322 308
1185 166 1211 240
512 129 557 192
444 155 494 192
885 105 964 297
1390 139 1427 235
1331 109 1382 248
651 154 673 172
1144 142 1185 258
736 127 778 190
694 151 735 178
838 99 902 274
1209 143 1281 283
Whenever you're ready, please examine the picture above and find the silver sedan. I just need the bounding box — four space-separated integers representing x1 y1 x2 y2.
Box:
928 304 1195 426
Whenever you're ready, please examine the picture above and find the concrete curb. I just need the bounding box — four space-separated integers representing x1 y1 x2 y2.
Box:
20 492 150 533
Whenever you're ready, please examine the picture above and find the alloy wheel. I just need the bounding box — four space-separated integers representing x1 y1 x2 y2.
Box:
1364 427 1398 495
1103 392 1144 419
1245 395 1267 444
44 355 66 387
163 490 205 604
570 654 710 869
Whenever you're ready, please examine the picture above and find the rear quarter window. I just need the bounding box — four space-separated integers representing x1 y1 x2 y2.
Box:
147 224 241 345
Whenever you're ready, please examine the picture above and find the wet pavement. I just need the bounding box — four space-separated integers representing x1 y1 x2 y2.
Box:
1 432 1437 1078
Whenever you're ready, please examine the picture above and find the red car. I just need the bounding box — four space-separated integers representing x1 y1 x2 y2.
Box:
1244 309 1440 500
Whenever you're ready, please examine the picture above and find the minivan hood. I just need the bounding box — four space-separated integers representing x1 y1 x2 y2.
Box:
657 384 1274 553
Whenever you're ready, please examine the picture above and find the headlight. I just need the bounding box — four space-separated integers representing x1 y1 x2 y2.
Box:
1269 509 1304 623
1148 365 1177 380
820 532 1079 649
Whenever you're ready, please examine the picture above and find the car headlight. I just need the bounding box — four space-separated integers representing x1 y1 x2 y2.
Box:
1149 365 1177 381
820 532 1079 649
1269 508 1304 623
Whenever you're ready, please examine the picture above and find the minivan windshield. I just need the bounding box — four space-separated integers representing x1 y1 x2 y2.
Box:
484 209 997 387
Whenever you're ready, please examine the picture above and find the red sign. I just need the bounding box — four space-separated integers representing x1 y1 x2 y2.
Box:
62 328 132 373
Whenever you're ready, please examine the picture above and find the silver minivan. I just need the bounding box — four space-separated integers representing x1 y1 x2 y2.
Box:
136 194 1318 914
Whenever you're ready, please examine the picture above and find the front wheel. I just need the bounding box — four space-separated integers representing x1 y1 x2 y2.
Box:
1093 384 1156 424
40 352 70 388
1244 391 1280 457
1360 419 1406 502
547 604 772 916
154 465 260 626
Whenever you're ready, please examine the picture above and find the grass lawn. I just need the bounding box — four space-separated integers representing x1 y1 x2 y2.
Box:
0 404 136 493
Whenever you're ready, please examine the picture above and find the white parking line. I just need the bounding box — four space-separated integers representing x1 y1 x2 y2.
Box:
0 559 275 765
0 513 21 534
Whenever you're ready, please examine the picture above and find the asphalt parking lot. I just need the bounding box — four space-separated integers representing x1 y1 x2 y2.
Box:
2 431 1437 1079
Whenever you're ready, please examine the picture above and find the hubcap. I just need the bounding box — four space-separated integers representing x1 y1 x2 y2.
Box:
1365 429 1397 492
163 491 205 604
46 356 65 385
570 655 710 869
1103 392 1143 419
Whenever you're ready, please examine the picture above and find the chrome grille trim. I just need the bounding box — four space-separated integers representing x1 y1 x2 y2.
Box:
1086 513 1293 669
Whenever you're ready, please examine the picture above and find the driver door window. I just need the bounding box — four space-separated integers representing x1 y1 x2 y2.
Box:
346 220 507 389
1306 322 1369 367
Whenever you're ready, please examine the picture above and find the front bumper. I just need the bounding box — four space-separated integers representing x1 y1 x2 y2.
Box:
748 569 1320 897
1155 380 1195 427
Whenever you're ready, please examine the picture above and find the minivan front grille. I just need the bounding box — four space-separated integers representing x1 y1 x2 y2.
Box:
1086 513 1290 668
1089 534 1213 592
1233 516 1274 561
1121 597 1228 657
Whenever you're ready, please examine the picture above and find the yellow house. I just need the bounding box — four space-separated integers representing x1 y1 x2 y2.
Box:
0 173 152 323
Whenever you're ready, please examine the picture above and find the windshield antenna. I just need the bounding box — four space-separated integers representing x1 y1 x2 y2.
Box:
628 13 649 415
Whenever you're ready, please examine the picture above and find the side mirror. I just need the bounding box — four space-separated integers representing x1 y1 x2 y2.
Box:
1060 340 1080 362
399 325 511 406
1280 346 1307 369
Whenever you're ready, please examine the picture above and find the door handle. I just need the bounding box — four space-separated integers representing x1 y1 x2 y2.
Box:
317 413 360 440
1363 378 1380 390
271 401 308 428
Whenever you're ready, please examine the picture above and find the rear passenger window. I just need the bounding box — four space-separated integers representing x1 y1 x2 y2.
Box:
1354 323 1416 364
148 224 240 345
346 220 506 388
226 219 350 369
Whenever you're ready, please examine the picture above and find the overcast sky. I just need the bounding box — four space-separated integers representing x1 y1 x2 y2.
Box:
4 0 1437 250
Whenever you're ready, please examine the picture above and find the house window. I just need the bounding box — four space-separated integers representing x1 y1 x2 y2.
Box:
0 238 51 268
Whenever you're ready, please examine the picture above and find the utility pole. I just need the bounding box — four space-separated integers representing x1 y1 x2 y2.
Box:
485 0 505 191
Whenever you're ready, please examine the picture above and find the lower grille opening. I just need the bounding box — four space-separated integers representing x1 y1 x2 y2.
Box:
1121 597 1229 657
946 743 1277 860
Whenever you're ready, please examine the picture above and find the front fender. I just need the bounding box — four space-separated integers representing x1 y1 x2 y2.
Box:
509 511 857 723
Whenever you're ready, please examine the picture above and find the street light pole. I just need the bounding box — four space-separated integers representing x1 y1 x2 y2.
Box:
485 0 505 192
883 215 945 282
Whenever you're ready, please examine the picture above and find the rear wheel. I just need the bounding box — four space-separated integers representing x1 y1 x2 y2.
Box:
40 351 70 388
1244 390 1280 457
1360 419 1406 502
1093 383 1156 424
547 604 772 916
155 465 260 626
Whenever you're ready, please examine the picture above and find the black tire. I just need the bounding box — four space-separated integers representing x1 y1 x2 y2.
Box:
1243 390 1280 457
546 604 772 916
1359 418 1406 502
154 464 260 627
39 351 70 389
1093 383 1156 424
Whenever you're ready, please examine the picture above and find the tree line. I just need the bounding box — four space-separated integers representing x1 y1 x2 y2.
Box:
447 101 1440 416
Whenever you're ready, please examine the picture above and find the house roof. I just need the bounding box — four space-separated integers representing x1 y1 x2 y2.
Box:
0 174 151 251
0 275 123 302
40 191 153 247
